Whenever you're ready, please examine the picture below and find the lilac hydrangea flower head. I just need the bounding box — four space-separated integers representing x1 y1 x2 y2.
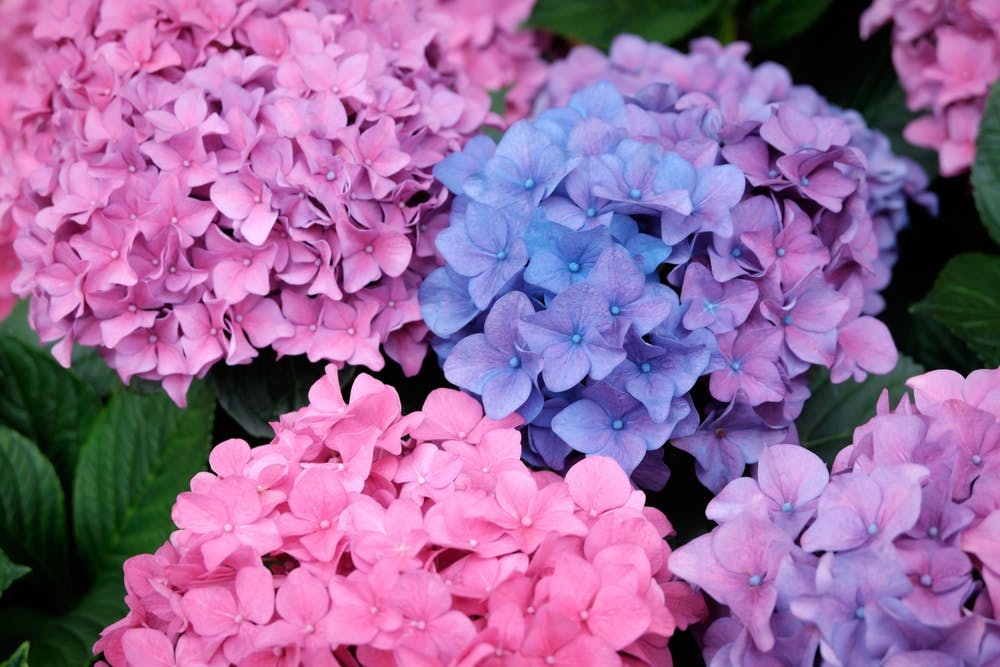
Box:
3 0 547 404
671 367 1000 665
422 36 931 490
862 0 1000 175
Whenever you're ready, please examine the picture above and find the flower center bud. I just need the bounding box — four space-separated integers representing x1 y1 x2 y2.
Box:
748 574 763 587
611 419 624 431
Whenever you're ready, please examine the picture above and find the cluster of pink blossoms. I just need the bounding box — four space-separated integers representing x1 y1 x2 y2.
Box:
95 368 704 666
671 367 1000 665
3 0 545 404
0 0 45 320
862 0 1000 175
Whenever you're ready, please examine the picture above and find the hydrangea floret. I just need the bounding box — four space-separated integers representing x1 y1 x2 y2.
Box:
862 0 1000 175
4 0 545 404
421 36 934 490
670 367 1000 666
94 368 704 666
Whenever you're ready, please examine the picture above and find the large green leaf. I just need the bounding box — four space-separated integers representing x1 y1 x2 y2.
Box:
0 426 69 593
797 356 924 463
0 300 119 401
0 570 125 666
0 642 28 667
0 335 101 488
72 381 215 576
528 0 722 51
748 0 834 48
911 253 1000 367
972 81 1000 245
211 351 325 441
0 549 29 600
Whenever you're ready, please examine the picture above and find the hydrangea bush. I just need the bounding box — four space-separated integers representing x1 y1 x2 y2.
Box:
862 0 1000 176
671 367 1000 666
420 36 934 490
3 0 545 404
94 367 704 667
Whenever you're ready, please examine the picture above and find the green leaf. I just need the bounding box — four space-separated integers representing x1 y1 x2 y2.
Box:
0 570 125 666
72 381 215 576
211 350 325 440
528 0 721 51
0 548 29 599
0 642 28 667
748 0 834 48
0 302 39 347
911 253 1000 367
0 335 101 488
973 81 1000 245
0 426 70 593
797 356 924 463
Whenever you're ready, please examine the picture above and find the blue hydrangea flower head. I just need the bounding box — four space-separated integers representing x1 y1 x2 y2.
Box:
420 36 932 488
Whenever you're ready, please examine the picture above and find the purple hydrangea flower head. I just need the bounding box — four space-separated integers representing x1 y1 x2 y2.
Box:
422 35 931 488
672 367 1000 664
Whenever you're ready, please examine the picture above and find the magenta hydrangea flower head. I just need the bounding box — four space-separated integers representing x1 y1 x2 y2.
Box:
862 0 1000 175
671 367 1000 665
4 0 547 404
421 36 933 490
94 368 705 666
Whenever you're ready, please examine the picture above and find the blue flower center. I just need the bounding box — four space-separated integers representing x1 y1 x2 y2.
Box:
567 261 581 273
866 523 878 536
730 360 742 372
731 247 742 258
495 250 508 261
781 501 793 513
703 299 719 313
640 362 652 373
629 187 642 200
571 333 583 344
776 247 786 257
523 177 535 189
609 304 621 316
928 526 940 538
508 356 521 369
920 574 932 587
768 168 778 178
855 607 866 620
972 454 983 465
800 176 810 187
782 314 794 326
586 207 596 218
748 574 763 587
611 419 625 431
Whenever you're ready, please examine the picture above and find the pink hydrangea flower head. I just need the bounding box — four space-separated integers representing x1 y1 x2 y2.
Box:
671 367 1000 664
95 368 703 665
0 0 46 320
424 35 933 491
861 0 1000 175
5 0 546 403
